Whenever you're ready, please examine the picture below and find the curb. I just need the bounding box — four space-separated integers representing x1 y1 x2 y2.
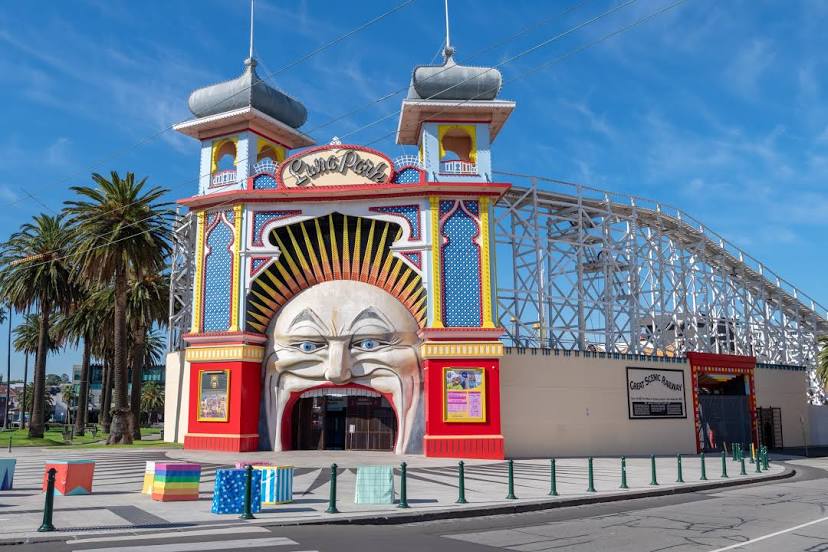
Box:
0 467 795 545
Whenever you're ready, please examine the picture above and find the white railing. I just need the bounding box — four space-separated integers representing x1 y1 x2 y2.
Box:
210 169 237 187
252 159 278 175
440 160 478 175
393 155 424 171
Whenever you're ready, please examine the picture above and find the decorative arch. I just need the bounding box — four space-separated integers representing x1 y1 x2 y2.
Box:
212 137 238 172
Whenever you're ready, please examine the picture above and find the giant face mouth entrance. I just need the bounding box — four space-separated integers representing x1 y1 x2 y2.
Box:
291 386 398 451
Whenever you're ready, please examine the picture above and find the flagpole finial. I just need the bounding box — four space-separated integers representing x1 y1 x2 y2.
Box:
443 0 455 60
248 0 255 61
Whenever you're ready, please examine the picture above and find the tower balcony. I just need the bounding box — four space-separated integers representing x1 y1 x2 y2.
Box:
210 169 237 188
440 160 478 175
252 159 278 175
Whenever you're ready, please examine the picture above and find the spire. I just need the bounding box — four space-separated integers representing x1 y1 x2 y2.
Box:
443 0 455 60
248 0 255 61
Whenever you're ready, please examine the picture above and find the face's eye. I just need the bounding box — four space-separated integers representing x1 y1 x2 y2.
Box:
292 341 324 353
352 338 387 352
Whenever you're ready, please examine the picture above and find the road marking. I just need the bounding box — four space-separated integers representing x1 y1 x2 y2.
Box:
708 515 828 551
72 536 299 552
70 526 271 544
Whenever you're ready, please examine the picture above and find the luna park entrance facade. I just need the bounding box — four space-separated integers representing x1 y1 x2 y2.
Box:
290 387 397 451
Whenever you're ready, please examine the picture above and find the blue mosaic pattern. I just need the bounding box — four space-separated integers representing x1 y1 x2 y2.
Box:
393 167 421 184
442 206 481 327
252 210 299 246
463 200 480 215
206 212 217 226
253 174 278 190
211 469 262 514
203 216 234 332
439 199 455 216
369 205 420 240
250 257 268 275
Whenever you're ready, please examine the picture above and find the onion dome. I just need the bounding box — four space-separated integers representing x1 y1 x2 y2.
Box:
410 47 502 101
188 57 307 129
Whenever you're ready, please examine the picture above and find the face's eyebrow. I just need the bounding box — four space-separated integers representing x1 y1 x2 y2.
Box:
287 308 327 334
347 307 393 333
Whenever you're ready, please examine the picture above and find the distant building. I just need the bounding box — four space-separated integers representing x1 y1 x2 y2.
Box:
71 364 165 420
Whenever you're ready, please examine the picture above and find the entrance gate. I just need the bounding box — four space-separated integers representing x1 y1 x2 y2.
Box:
291 391 396 451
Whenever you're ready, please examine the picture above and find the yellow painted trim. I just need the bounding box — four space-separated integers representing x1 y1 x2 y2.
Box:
420 341 504 359
438 124 477 164
479 196 495 328
185 344 265 363
191 211 206 333
256 138 285 162
229 204 243 332
196 369 230 422
211 136 239 172
429 196 444 328
442 366 487 423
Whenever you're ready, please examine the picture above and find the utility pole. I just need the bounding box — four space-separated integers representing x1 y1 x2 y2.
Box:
3 304 11 430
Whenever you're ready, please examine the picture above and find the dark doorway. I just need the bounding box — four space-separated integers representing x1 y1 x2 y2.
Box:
697 373 753 452
757 407 783 449
291 391 397 451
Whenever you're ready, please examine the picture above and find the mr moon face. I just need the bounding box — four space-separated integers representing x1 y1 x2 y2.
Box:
261 280 424 454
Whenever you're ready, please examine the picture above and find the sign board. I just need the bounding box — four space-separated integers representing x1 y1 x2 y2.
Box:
443 367 486 423
197 369 230 422
278 145 393 187
626 367 686 419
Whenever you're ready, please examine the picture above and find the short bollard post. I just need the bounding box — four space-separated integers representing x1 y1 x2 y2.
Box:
739 454 747 476
398 462 409 509
505 459 517 500
676 454 684 483
587 457 596 493
620 457 629 489
7 433 11 453
240 464 255 520
700 452 707 481
326 463 339 514
731 443 737 461
650 455 658 486
749 443 755 464
38 468 57 532
763 448 770 470
720 450 729 478
755 452 762 473
549 459 558 496
456 461 468 504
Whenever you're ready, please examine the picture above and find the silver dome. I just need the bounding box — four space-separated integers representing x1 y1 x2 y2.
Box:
188 58 307 129
411 50 501 101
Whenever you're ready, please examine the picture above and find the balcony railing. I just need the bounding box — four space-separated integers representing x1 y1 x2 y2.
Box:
440 160 478 175
252 159 278 175
210 169 237 188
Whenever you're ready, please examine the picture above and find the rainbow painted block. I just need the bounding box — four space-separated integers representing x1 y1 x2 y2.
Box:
354 465 395 504
43 460 95 496
0 459 15 490
259 466 294 505
142 461 156 494
151 463 201 502
211 468 262 514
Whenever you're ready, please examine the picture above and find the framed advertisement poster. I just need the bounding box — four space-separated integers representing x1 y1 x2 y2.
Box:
626 367 687 419
197 369 230 422
443 367 486 423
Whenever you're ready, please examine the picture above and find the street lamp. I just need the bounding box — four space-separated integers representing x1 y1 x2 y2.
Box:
3 304 10 431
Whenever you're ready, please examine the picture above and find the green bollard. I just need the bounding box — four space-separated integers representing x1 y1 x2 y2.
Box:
650 455 658 486
720 450 729 478
700 452 707 480
739 454 747 476
587 457 596 493
755 453 762 473
505 459 517 500
398 462 409 509
38 468 57 532
240 464 255 520
620 456 628 489
676 454 684 483
456 461 468 504
7 433 11 453
325 463 339 514
763 448 770 470
549 459 558 496
731 443 737 461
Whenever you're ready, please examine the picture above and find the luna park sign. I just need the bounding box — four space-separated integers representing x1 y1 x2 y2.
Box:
278 145 393 188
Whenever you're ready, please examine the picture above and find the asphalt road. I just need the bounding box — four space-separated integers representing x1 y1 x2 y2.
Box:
13 460 828 552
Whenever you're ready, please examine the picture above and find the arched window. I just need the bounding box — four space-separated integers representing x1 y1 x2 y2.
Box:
438 125 477 175
214 140 237 171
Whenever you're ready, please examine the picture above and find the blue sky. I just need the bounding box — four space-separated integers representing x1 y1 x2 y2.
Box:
0 0 827 378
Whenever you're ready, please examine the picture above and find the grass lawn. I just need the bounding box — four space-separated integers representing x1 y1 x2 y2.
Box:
0 426 179 449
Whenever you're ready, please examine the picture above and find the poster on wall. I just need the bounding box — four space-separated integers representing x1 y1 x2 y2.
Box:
626 367 686 419
198 370 230 422
443 367 486 423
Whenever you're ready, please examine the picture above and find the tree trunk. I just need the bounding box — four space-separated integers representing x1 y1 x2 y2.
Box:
21 353 28 428
28 300 50 439
101 356 112 433
73 336 91 436
108 266 133 444
129 325 145 441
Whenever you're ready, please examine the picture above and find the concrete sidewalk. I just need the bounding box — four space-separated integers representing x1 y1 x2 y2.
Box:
0 447 788 544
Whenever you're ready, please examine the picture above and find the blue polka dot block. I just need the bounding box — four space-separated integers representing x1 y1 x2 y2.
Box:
211 468 262 514
0 458 15 490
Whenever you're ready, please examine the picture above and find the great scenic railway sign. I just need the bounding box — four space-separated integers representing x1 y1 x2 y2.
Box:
278 145 393 187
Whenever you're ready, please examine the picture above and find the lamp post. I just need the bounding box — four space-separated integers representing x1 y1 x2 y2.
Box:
3 304 10 430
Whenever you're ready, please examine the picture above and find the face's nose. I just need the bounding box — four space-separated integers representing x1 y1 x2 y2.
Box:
324 340 352 383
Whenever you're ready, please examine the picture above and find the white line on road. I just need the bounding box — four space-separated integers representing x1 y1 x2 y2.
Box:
69 526 271 544
707 515 828 551
72 536 299 552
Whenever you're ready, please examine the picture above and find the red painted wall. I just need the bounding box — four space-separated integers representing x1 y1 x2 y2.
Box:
424 358 502 436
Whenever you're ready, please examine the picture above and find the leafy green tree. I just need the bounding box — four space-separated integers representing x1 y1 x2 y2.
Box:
18 382 54 423
0 214 73 438
818 336 828 386
140 381 165 426
65 172 171 444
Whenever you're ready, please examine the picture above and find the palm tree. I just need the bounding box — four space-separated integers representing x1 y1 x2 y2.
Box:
818 336 828 387
140 381 165 426
127 272 169 440
0 214 73 438
13 313 62 427
18 382 54 425
61 383 77 425
64 172 171 445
